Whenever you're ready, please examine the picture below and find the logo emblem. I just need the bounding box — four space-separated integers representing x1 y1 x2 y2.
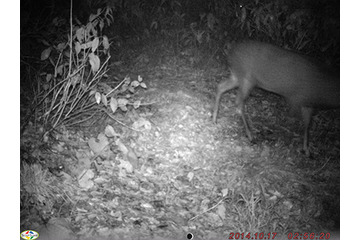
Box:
20 230 39 240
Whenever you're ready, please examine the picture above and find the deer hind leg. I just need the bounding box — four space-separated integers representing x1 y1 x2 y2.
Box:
236 74 255 141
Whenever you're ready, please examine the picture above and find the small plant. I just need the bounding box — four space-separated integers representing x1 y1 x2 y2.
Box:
91 75 147 113
38 6 113 129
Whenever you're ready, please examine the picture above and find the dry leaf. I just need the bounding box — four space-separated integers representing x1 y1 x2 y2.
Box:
88 133 109 154
217 203 226 220
105 125 120 137
119 159 133 173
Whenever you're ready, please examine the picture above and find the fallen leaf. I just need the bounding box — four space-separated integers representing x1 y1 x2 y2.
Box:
115 139 128 154
132 117 152 130
221 188 228 197
187 172 194 181
217 203 226 220
88 133 109 154
126 146 139 168
119 159 133 173
105 125 120 137
78 170 95 189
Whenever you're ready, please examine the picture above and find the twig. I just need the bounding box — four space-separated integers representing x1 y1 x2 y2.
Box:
126 101 157 106
104 112 140 132
68 0 73 76
189 198 226 221
106 76 128 97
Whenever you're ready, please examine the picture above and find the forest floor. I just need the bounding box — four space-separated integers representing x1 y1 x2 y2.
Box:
20 39 340 240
